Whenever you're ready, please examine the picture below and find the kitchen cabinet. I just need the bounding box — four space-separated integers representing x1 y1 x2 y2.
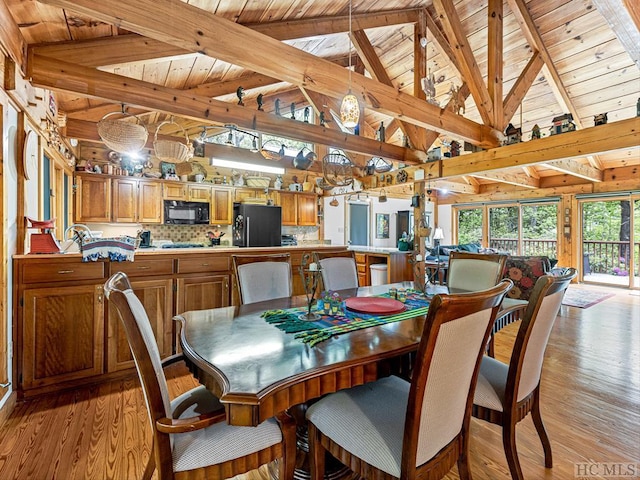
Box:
163 182 187 200
211 187 232 224
112 178 163 223
277 191 317 226
106 258 174 372
176 275 230 314
188 184 211 202
234 188 268 203
74 174 111 222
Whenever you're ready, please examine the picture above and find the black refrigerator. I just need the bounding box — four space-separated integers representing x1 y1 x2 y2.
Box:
233 203 282 247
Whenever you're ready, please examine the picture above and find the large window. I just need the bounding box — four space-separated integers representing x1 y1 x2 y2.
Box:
456 201 558 258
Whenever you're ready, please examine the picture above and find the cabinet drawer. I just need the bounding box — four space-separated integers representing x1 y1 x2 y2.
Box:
110 258 174 277
354 253 366 263
177 256 230 274
22 261 105 284
357 263 367 274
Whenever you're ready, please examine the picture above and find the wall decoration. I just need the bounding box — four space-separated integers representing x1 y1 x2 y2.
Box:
376 213 390 239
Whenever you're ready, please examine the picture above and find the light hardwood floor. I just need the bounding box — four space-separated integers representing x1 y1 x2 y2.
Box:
0 285 638 480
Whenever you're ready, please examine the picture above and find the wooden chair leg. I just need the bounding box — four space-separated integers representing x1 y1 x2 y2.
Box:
276 411 297 480
307 423 326 480
457 451 472 480
142 449 155 480
502 421 524 480
530 388 553 468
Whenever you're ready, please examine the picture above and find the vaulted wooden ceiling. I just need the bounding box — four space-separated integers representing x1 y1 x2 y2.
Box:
2 0 639 202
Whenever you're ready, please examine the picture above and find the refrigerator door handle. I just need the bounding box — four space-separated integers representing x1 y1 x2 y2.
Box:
246 217 250 246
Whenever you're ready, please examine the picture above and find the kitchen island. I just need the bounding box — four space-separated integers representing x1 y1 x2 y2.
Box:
12 245 347 398
347 246 413 286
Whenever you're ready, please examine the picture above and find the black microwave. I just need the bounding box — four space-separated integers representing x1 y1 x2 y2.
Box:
164 200 210 224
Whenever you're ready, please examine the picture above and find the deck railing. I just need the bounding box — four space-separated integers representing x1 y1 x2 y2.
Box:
489 238 639 276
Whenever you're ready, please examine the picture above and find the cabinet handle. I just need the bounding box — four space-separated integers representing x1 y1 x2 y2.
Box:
137 266 151 270
201 263 209 266
57 269 75 274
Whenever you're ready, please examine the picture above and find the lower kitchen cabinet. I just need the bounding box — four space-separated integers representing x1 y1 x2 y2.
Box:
107 278 173 372
21 284 105 391
176 275 230 314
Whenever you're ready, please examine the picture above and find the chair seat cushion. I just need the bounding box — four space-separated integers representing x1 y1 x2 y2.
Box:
473 356 509 411
306 376 409 477
171 397 282 472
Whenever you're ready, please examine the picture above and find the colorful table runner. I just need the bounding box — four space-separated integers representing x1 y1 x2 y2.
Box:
261 289 430 347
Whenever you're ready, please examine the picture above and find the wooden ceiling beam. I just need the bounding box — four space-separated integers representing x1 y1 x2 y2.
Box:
425 7 461 73
29 54 425 164
31 9 421 68
545 159 604 182
0 0 27 71
471 172 540 189
592 0 640 67
502 52 544 129
37 0 501 149
350 29 424 150
187 72 283 98
431 0 494 126
487 0 503 129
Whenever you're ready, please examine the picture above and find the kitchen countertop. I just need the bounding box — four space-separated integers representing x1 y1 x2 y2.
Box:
348 246 407 254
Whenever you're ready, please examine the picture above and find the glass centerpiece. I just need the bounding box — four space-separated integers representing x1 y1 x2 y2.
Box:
299 252 322 321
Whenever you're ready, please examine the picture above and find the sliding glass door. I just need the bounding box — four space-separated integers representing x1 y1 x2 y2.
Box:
580 194 639 289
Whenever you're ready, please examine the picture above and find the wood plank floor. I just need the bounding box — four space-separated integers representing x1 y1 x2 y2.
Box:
0 285 638 480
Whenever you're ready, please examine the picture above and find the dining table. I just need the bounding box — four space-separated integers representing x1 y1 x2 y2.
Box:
175 281 428 428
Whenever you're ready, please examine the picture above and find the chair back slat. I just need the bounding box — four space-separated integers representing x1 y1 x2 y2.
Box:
402 279 512 473
507 268 576 404
448 252 507 292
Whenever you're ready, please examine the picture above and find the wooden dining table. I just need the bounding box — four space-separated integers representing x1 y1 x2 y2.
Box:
175 282 427 427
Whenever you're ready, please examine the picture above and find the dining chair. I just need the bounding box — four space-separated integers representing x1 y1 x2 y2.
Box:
472 268 577 480
447 251 508 292
316 250 359 291
104 271 295 480
306 279 513 480
232 253 292 304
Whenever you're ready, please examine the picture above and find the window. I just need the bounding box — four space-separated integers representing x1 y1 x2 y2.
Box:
489 206 519 254
457 208 482 244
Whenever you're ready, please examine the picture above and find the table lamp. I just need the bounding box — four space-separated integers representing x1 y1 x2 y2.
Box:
432 227 445 262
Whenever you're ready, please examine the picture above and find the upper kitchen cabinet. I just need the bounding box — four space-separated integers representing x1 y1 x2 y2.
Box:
163 182 187 200
277 191 317 226
74 174 111 222
234 187 268 203
211 187 232 225
187 184 211 202
112 178 163 223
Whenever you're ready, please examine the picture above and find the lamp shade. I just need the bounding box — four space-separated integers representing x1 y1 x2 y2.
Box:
433 227 445 240
340 93 360 128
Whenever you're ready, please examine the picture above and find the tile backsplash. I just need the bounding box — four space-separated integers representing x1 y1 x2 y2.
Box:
143 224 233 245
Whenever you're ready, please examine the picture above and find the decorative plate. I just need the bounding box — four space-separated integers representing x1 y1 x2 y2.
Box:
345 297 406 315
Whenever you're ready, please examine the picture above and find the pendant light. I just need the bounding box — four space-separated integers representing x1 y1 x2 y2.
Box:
340 0 360 128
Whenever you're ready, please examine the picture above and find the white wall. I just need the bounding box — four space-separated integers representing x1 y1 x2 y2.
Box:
437 203 453 245
323 196 345 245
370 197 413 248
1 103 19 409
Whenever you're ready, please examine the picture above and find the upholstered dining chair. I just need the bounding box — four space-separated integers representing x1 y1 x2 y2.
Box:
232 253 292 305
104 271 295 480
316 250 359 291
306 279 512 480
472 268 577 480
447 251 508 293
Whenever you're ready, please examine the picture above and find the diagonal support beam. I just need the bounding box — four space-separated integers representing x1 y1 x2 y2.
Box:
488 0 503 129
432 0 494 125
502 52 544 129
37 0 500 148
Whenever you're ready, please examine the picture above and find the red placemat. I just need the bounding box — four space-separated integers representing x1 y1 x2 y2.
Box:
345 297 406 315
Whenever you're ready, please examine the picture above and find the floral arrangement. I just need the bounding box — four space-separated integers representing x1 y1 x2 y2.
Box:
320 291 342 315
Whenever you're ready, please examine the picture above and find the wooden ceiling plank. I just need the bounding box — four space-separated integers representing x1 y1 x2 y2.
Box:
28 53 426 164
433 180 479 194
502 52 544 130
0 0 27 71
431 0 494 126
487 0 503 129
37 0 501 148
545 159 604 182
188 72 283 97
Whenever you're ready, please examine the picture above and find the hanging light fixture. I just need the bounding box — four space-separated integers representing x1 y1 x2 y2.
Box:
340 0 360 128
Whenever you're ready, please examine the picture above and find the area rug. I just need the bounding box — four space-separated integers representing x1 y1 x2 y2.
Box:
562 287 615 308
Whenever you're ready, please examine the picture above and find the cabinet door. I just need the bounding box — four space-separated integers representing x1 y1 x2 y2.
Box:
139 181 163 223
278 191 297 226
112 178 138 223
176 275 230 314
74 175 111 222
188 184 211 202
22 284 104 390
211 188 232 224
297 194 318 226
234 188 256 203
107 279 173 372
164 182 187 200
